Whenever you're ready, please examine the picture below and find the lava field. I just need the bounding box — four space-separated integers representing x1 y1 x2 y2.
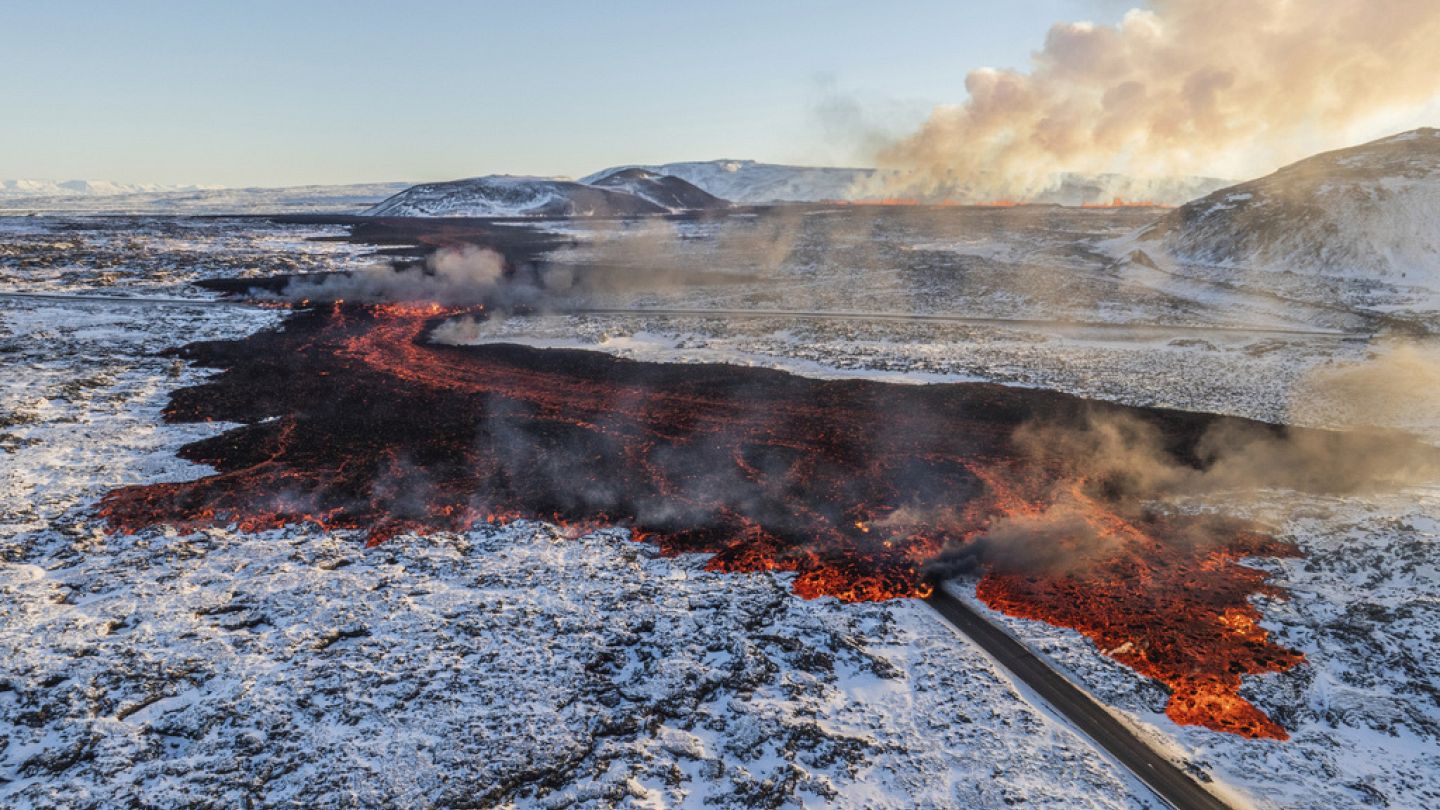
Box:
93 301 1331 739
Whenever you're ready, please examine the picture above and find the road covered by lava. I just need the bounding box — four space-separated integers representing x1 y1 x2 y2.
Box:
100 301 1336 739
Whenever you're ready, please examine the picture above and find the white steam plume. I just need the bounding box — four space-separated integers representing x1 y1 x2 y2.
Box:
881 0 1440 199
280 245 508 306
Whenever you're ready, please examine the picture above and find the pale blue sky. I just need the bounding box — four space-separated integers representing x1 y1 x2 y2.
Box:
0 1 1123 186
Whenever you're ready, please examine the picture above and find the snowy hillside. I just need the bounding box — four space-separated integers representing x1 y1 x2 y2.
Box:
365 173 728 218
587 167 728 211
0 179 216 197
1139 128 1440 288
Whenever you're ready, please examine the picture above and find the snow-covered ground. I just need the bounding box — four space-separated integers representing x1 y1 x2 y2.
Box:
2 212 1438 808
0 216 385 296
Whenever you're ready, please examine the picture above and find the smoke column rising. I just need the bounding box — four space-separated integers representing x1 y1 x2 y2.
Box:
881 0 1440 199
278 245 509 307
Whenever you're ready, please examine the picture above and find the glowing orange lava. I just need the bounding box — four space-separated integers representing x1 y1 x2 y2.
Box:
972 480 1301 739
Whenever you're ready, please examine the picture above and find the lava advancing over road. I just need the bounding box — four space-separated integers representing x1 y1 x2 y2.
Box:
104 303 1307 738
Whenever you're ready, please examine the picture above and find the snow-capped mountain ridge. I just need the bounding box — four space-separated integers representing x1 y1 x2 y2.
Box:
0 179 222 197
582 159 1231 205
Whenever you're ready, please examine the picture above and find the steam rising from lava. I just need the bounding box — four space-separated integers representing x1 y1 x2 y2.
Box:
276 235 763 313
279 245 510 306
1020 408 1440 498
928 407 1440 580
881 0 1440 199
1290 341 1440 436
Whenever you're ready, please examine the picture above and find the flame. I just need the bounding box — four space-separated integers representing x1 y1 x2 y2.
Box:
100 302 1304 739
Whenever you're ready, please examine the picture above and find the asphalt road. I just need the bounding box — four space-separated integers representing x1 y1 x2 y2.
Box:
926 587 1234 810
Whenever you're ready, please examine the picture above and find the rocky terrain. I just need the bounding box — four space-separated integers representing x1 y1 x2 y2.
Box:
1 180 216 198
0 216 381 295
581 160 892 204
0 230 1148 809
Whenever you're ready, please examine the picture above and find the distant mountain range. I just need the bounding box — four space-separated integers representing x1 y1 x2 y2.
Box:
364 162 1232 218
16 126 1440 278
0 182 414 215
0 179 221 197
582 160 1231 206
1 161 1231 216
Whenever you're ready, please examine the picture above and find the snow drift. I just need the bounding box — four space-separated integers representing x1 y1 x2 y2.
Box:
1139 128 1440 288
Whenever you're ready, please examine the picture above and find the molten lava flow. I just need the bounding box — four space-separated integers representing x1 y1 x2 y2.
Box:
971 480 1303 739
101 303 1305 739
